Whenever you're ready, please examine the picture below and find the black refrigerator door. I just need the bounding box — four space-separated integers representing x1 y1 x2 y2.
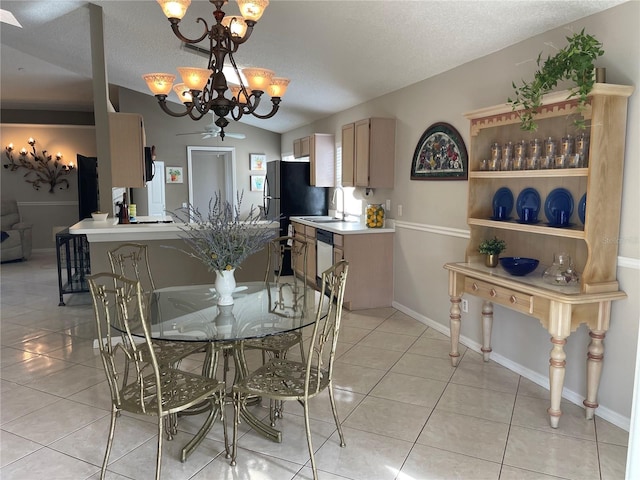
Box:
279 161 328 217
77 154 98 220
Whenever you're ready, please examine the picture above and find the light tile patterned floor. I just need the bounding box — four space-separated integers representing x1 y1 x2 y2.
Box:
0 252 629 479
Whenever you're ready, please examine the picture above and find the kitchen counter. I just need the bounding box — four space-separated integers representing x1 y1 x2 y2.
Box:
70 216 278 242
68 217 279 288
289 216 395 234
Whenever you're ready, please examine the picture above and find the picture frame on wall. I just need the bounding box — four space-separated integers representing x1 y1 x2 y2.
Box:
250 175 265 192
410 122 468 180
166 166 183 184
249 153 267 171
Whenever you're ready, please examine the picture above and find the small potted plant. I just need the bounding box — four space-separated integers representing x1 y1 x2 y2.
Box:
478 236 507 267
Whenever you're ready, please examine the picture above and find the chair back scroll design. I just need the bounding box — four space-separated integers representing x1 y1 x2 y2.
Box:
107 242 156 295
88 273 227 480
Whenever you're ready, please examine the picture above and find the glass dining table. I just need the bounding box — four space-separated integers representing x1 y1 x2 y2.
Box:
143 280 326 444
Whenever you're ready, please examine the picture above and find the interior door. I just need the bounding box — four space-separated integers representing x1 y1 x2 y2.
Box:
147 160 166 217
187 147 236 215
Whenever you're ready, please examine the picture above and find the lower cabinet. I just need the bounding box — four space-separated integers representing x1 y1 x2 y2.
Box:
291 221 316 285
338 232 393 310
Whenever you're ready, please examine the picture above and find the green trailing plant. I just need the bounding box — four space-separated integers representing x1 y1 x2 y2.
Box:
508 29 604 131
478 237 507 256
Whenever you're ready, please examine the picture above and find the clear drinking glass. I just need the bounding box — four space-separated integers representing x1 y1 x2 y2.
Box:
542 253 580 285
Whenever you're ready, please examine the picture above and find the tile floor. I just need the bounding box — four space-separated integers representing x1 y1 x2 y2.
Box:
0 252 629 479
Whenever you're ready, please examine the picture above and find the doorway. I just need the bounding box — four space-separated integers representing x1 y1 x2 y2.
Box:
187 146 237 215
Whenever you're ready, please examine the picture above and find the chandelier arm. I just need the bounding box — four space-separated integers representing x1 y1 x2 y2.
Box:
250 100 281 120
156 96 193 117
169 17 210 44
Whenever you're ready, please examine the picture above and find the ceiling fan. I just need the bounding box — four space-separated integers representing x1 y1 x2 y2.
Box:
176 115 246 140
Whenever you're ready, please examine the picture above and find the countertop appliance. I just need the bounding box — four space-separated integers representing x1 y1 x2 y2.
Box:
264 160 328 274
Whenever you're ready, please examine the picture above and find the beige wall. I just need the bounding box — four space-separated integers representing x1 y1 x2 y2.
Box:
0 124 97 249
281 1 640 428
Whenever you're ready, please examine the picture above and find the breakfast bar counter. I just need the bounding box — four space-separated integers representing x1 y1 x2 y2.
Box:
69 217 279 288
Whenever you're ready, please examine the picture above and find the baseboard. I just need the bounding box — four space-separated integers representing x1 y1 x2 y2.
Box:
392 300 631 432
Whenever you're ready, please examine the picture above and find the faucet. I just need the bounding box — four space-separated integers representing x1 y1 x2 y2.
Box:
332 186 345 220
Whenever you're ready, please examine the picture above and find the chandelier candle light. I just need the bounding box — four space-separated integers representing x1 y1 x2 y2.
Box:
144 0 289 140
3 138 74 193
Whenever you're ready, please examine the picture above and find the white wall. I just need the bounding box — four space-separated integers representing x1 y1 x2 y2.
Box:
281 1 640 429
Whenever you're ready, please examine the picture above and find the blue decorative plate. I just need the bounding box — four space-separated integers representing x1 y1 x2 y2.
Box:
578 193 587 225
544 188 574 224
516 187 541 221
492 187 514 218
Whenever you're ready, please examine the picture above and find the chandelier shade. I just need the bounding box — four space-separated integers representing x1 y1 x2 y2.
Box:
143 73 176 96
146 0 288 140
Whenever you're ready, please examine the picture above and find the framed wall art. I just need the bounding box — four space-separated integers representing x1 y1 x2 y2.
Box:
249 153 267 171
166 166 183 183
410 122 468 180
250 175 265 192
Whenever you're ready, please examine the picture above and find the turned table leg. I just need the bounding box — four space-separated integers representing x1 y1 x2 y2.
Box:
481 300 493 362
449 295 462 366
584 329 606 420
548 336 567 428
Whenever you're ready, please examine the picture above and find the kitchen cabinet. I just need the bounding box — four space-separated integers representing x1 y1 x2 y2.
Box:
293 136 310 159
341 117 395 189
444 83 633 428
109 112 146 188
293 134 335 187
291 221 316 285
336 231 393 310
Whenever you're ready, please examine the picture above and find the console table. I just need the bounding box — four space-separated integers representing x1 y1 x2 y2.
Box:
444 261 626 428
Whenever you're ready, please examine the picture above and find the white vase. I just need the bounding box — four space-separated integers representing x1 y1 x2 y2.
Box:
214 268 236 305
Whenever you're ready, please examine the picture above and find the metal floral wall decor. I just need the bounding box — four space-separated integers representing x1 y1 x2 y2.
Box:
410 122 468 180
4 138 74 192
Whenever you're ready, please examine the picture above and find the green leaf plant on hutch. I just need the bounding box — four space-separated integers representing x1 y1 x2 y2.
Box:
478 237 506 267
508 29 605 132
444 80 634 429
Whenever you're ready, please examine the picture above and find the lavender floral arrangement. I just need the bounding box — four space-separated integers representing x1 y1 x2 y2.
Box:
172 192 275 272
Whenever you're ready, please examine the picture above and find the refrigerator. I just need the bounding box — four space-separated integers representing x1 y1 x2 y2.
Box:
263 160 329 274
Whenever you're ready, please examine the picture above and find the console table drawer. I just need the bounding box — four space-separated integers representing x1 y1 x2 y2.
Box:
464 278 533 315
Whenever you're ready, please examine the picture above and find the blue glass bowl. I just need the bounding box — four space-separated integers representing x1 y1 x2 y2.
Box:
500 257 539 276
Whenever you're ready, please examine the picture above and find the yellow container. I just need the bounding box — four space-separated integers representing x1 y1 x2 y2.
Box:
366 204 385 228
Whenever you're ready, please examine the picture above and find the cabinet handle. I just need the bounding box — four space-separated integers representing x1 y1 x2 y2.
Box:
489 289 497 297
472 283 479 291
510 295 517 304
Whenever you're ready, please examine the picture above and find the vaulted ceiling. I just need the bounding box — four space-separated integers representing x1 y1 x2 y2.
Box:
0 0 626 133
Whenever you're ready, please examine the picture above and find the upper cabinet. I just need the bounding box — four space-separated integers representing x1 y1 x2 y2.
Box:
341 117 395 189
293 134 335 187
293 136 310 159
109 112 146 188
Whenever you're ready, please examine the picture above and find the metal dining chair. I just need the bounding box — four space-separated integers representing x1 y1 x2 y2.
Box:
88 273 228 480
243 235 309 421
231 260 349 480
108 243 207 370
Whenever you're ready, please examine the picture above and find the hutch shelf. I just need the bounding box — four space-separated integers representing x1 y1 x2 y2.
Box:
444 83 634 428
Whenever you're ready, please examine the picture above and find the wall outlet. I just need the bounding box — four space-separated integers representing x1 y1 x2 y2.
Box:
182 202 188 208
398 204 403 216
385 199 391 211
461 299 469 313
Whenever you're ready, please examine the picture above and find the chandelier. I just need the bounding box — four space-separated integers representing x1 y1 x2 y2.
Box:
143 0 289 140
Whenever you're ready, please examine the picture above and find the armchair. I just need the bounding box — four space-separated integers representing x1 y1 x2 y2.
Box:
1 200 32 262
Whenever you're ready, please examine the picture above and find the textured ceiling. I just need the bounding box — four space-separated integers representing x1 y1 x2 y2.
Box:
0 0 627 133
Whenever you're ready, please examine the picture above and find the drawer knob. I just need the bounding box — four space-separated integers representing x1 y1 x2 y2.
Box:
472 283 479 291
489 289 497 297
510 295 517 304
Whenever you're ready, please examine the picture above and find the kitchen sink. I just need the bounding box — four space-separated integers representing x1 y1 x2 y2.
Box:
299 216 359 224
